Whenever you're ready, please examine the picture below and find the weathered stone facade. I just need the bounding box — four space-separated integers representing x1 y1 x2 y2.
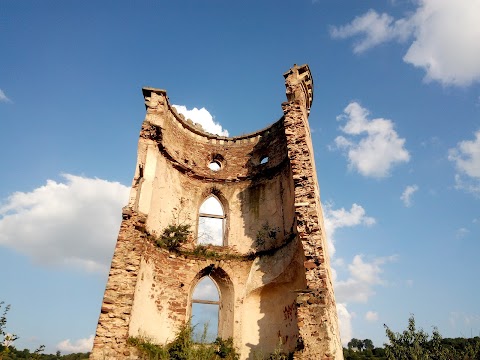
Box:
90 64 343 359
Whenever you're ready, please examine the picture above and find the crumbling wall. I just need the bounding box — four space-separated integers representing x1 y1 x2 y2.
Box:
90 212 145 359
90 65 343 360
282 65 343 359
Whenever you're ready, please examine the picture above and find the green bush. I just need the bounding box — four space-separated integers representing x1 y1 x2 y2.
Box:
127 336 169 360
128 322 239 360
157 224 191 250
213 338 239 360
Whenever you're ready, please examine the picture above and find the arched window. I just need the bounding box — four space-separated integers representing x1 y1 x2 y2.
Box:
198 196 225 246
191 276 220 342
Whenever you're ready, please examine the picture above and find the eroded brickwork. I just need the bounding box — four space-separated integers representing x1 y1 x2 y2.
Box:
283 66 342 359
91 64 343 360
91 212 144 358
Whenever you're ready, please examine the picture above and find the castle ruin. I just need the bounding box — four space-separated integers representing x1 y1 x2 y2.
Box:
90 64 343 359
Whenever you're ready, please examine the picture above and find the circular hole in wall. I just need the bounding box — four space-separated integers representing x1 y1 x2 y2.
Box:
208 161 221 171
260 156 269 165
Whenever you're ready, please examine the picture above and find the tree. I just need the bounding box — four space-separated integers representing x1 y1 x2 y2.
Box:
385 315 445 360
1 301 47 360
363 339 374 351
347 338 374 352
1 301 19 359
384 315 480 360
348 338 363 351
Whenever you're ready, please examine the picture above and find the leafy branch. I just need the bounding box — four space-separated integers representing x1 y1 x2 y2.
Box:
156 224 192 250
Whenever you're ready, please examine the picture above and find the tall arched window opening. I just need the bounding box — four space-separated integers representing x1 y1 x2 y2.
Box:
198 196 225 246
191 276 220 342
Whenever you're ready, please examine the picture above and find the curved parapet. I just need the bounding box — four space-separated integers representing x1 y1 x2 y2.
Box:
139 86 288 182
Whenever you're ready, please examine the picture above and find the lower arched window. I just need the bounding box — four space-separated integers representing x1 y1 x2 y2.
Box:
191 276 220 342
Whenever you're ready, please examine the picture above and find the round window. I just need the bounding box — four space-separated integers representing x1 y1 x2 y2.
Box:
208 161 221 171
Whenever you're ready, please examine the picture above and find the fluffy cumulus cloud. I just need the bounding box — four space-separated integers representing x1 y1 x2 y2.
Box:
335 254 397 304
0 89 11 103
57 335 94 354
335 255 395 344
324 202 381 344
0 174 130 272
336 303 354 346
400 184 419 207
323 202 375 257
172 105 229 136
330 0 480 86
334 102 410 178
330 9 411 53
448 130 480 195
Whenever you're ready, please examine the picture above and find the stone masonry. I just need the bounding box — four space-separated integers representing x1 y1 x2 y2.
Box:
90 64 343 359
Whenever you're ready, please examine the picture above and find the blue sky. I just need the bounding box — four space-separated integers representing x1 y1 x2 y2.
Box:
1 0 479 354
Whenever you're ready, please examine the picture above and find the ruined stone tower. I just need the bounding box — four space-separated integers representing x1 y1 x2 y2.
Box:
91 64 343 359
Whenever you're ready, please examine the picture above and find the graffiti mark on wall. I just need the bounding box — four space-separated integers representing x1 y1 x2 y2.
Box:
283 301 296 322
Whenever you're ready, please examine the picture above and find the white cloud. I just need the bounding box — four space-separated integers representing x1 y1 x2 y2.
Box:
324 202 395 342
333 258 345 268
330 9 411 53
348 255 387 284
0 89 12 103
335 254 397 303
0 174 129 273
365 310 379 322
337 303 353 346
172 105 229 136
334 102 410 178
452 174 480 197
400 184 419 207
404 0 480 86
193 277 219 301
323 202 375 257
449 130 480 178
330 0 480 86
448 130 480 196
57 335 94 354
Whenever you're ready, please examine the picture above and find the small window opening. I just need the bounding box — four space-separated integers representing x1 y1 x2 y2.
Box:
191 276 219 342
260 156 269 164
208 161 221 171
198 196 225 246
